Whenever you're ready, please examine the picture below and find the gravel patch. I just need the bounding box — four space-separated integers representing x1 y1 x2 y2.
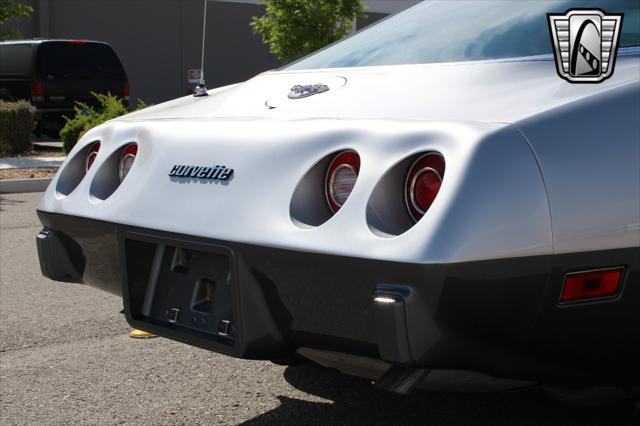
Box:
0 167 58 180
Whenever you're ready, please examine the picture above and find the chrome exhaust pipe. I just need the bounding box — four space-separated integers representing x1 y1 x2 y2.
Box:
375 365 430 395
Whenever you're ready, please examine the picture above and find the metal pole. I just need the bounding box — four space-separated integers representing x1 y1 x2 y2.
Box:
194 0 209 96
199 0 207 85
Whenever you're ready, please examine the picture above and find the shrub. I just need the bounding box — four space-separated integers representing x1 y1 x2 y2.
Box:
0 100 35 155
59 103 98 154
60 93 149 153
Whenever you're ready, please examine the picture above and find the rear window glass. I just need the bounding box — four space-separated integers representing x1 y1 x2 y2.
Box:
286 0 640 70
37 42 125 80
0 44 34 76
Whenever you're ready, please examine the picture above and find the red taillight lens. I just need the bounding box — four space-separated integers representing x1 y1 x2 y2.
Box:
31 82 44 101
560 268 624 303
123 82 130 99
325 150 360 213
405 153 445 222
118 144 137 182
85 142 101 171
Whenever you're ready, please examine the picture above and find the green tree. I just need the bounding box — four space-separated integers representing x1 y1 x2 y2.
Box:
0 0 33 41
251 0 366 63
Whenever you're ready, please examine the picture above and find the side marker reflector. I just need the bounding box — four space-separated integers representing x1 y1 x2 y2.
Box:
560 267 624 303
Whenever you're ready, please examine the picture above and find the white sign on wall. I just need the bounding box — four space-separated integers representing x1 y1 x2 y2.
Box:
188 69 202 84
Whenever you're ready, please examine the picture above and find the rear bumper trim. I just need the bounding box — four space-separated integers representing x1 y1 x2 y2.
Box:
35 210 640 385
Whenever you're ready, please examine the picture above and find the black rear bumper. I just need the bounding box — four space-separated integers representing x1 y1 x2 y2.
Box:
36 210 640 386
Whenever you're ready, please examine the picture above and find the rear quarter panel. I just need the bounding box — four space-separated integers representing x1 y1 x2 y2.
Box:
516 80 640 254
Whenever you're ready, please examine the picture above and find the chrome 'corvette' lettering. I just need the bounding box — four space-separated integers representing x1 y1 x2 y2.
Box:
210 166 222 179
197 167 211 178
169 164 234 181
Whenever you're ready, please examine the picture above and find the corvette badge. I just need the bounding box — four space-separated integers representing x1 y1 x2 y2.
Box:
288 83 329 99
169 165 234 180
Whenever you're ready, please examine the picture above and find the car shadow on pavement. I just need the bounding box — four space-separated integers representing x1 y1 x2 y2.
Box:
241 363 638 426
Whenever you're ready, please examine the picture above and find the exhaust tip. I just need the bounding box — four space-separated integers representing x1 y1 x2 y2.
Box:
375 365 430 395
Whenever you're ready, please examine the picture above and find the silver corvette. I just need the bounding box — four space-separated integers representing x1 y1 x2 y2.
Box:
36 0 639 393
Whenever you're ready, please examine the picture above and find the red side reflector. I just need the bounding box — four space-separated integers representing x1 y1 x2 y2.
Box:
68 40 88 44
560 268 624 303
123 82 130 98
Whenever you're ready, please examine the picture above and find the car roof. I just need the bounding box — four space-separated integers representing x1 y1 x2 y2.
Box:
0 39 109 46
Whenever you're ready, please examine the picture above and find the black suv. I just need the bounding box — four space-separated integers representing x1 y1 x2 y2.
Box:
0 39 128 136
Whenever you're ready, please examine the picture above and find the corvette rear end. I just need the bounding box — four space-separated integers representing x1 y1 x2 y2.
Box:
36 0 639 391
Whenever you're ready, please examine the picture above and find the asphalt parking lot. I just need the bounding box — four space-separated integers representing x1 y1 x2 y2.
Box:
1 192 638 425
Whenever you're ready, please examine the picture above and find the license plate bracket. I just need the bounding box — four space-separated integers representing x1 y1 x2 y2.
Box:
122 233 238 349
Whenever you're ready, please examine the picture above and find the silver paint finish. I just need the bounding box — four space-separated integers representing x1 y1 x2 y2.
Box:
38 51 639 262
38 119 551 264
119 51 640 123
516 81 640 254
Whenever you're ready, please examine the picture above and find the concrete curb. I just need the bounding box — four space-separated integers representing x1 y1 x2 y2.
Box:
0 178 51 194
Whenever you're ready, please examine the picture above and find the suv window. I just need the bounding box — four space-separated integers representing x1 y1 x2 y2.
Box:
37 41 126 80
0 44 34 76
286 0 640 70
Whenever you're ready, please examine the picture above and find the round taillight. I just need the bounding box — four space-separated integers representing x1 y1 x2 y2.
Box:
405 153 445 222
118 144 138 182
85 142 100 171
325 150 360 213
